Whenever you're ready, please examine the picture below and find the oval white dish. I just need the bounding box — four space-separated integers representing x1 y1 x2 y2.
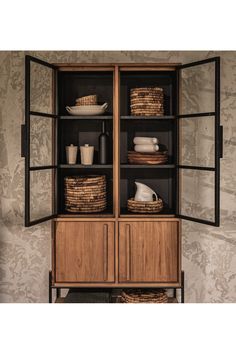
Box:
66 103 108 116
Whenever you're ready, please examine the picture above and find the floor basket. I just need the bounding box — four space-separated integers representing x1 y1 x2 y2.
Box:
120 289 168 303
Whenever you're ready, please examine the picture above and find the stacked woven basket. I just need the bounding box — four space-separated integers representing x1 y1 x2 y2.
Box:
120 289 168 303
75 94 97 106
130 87 164 116
64 175 106 213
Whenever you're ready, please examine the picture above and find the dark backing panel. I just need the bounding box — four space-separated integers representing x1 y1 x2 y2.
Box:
120 119 174 164
58 72 113 115
120 169 175 214
120 71 176 116
58 119 113 165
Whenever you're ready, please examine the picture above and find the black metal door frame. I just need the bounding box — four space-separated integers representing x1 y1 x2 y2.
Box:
23 55 59 227
176 57 222 226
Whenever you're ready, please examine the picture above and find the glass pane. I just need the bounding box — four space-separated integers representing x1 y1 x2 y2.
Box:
179 116 215 167
180 169 214 222
30 61 53 114
30 169 54 221
181 62 215 115
30 116 54 167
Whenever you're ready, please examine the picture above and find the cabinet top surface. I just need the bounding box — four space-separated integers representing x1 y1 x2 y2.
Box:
53 63 180 71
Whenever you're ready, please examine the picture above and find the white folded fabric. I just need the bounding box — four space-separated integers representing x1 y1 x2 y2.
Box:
134 144 159 152
133 137 158 145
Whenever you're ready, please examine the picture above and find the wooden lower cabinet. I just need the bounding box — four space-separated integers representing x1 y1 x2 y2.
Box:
119 221 180 283
55 221 115 283
53 219 180 286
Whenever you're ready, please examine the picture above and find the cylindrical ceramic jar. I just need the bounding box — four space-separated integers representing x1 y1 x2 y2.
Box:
80 144 94 165
66 144 78 164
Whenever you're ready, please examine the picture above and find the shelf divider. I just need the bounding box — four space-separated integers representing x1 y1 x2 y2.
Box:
120 164 175 169
59 115 113 120
59 164 113 169
121 115 175 120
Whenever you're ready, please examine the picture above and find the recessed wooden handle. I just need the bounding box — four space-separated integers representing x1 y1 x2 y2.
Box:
126 224 131 281
103 224 108 281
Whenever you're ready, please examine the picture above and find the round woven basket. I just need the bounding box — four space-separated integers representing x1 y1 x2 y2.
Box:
120 289 168 303
64 175 107 213
130 87 164 116
75 95 97 106
127 197 163 214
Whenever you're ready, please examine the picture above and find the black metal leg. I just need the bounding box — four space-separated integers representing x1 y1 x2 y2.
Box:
181 271 185 303
173 288 177 298
49 271 52 303
56 288 61 298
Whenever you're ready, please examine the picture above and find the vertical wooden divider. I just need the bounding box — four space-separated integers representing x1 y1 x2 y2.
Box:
114 66 120 283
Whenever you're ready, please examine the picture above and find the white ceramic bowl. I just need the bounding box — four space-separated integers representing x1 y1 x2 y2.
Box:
66 103 108 116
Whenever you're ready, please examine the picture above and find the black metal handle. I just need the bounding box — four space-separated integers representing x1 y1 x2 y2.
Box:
21 124 26 157
219 125 223 158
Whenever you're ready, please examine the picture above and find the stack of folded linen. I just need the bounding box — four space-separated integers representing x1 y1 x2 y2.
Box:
133 136 159 152
128 136 168 165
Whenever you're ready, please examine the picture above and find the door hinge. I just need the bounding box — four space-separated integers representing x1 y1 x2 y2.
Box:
21 124 26 157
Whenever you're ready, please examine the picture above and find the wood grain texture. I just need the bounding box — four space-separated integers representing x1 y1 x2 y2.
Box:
55 221 115 282
119 221 179 283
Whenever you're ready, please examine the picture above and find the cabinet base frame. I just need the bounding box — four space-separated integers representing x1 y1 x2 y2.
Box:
49 270 185 303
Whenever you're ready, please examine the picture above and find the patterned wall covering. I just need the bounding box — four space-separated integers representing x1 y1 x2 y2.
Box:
0 51 235 302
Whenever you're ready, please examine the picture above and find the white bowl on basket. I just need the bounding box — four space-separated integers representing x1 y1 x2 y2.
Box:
66 103 108 116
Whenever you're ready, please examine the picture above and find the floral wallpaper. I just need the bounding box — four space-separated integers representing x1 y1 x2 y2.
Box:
0 51 235 302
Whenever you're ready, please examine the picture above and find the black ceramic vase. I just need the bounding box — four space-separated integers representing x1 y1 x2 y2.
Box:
99 120 109 164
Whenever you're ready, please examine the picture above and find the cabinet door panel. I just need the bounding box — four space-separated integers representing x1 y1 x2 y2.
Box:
119 221 179 283
55 222 114 282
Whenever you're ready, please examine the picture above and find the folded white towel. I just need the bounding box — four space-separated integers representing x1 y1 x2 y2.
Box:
133 137 158 145
134 144 159 152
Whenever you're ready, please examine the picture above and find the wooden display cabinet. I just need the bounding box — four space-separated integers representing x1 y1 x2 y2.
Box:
22 55 222 302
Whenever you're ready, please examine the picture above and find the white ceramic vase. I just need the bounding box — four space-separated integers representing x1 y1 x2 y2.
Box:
134 182 157 202
80 144 94 165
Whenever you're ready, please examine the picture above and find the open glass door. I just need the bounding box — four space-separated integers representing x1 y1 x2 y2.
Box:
22 55 58 226
177 57 222 226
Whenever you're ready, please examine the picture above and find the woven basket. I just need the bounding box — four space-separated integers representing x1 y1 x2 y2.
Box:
64 175 107 213
127 197 163 214
120 289 168 303
130 87 164 116
75 95 97 106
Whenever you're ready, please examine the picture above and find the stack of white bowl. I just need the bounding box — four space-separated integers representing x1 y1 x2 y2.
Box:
133 137 159 152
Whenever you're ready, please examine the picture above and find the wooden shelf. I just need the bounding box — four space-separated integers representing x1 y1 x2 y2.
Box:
120 164 175 169
58 209 114 217
121 115 175 120
59 115 113 120
59 164 113 168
